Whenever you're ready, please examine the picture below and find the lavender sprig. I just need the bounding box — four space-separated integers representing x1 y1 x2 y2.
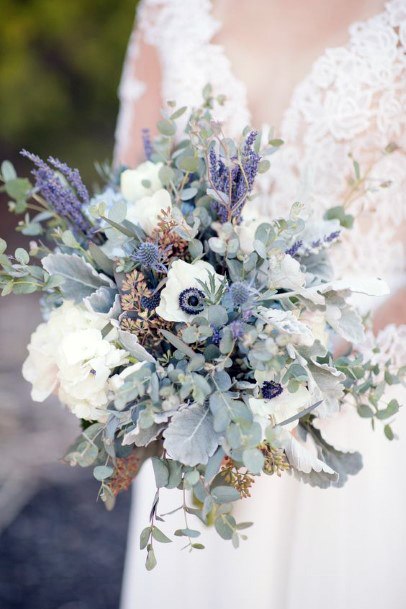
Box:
21 150 93 239
209 131 261 223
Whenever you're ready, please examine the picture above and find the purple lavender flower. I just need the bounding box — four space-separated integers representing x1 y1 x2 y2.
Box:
209 131 261 223
324 230 341 243
48 156 89 204
285 240 303 257
21 150 93 239
211 326 221 345
142 128 153 160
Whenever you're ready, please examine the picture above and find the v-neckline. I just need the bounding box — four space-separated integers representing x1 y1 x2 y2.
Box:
209 0 390 133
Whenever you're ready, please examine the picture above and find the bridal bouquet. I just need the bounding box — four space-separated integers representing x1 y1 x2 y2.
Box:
1 89 402 569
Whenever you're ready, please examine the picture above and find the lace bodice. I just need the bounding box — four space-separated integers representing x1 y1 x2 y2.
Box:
115 0 406 286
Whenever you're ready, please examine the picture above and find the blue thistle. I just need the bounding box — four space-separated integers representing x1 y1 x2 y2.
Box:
230 281 250 306
141 292 161 311
262 381 283 400
134 242 167 273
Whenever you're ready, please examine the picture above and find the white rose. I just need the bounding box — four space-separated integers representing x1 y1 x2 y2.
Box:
126 188 172 236
156 259 225 323
269 253 306 291
120 161 163 201
300 310 329 347
236 215 267 255
22 301 129 422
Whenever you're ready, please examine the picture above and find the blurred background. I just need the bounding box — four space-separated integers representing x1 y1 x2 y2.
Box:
0 2 138 607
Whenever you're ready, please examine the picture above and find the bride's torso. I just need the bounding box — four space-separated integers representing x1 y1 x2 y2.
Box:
116 0 405 286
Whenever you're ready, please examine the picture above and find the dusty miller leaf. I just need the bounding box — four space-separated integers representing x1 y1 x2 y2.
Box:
163 404 220 466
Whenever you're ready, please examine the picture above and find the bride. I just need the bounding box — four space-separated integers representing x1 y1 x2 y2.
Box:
115 1 406 608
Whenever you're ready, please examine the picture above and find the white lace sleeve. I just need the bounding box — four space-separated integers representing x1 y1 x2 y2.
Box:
115 0 252 165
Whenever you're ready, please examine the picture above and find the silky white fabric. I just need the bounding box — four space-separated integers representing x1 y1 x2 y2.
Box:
118 2 406 607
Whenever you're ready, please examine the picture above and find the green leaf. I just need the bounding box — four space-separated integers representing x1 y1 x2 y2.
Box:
180 187 198 201
5 177 31 201
139 527 151 550
101 215 136 238
12 281 38 294
236 522 253 530
211 485 241 504
242 447 265 474
166 460 183 489
184 469 200 487
268 138 284 147
158 165 175 186
1 160 17 181
357 404 374 418
214 514 236 540
188 239 203 260
324 205 354 229
145 546 157 571
384 424 394 441
170 106 187 120
0 238 7 255
376 399 399 420
93 465 114 481
177 155 200 173
353 159 361 180
208 305 228 327
163 404 220 467
174 528 201 538
191 543 205 549
151 526 172 543
42 253 113 301
157 119 176 136
151 457 169 488
258 159 271 173
108 200 127 223
160 330 196 358
15 248 29 265
205 447 225 483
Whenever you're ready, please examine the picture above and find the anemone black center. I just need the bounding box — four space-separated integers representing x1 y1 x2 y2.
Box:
178 287 205 315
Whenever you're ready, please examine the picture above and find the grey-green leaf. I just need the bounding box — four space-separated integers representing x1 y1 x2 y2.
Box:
163 404 220 466
42 253 113 301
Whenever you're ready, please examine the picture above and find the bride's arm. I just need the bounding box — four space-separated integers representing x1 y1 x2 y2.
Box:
114 17 162 168
373 286 406 333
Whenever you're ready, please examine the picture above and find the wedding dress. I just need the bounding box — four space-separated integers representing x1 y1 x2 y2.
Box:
117 2 406 608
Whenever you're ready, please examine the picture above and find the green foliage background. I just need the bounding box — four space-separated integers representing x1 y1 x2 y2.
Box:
0 0 137 183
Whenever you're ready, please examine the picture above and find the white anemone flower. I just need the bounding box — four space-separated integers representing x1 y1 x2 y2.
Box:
249 385 312 434
156 259 225 323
